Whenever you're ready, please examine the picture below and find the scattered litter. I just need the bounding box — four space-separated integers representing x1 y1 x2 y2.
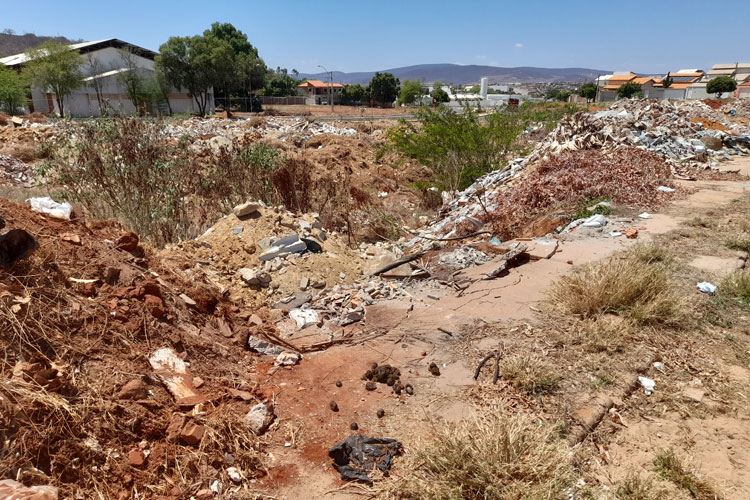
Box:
697 282 717 294
638 376 655 396
657 186 676 193
28 196 72 220
653 362 666 372
328 435 403 484
582 214 608 228
638 213 653 219
610 231 622 237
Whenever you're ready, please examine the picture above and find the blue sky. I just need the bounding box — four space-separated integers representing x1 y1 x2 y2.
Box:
3 0 749 74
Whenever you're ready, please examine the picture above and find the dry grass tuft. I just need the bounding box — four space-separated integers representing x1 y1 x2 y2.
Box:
653 449 723 500
500 357 561 395
615 470 667 500
549 244 687 327
724 233 750 253
379 412 575 500
722 269 750 303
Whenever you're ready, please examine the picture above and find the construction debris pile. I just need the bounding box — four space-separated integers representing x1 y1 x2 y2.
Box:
0 154 35 186
419 99 749 241
162 116 359 145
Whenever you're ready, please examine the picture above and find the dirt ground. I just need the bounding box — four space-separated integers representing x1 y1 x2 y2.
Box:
2 107 750 499
250 157 750 499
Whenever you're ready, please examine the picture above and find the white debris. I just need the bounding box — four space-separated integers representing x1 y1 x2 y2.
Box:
697 282 717 294
226 467 242 484
638 376 655 396
638 212 653 219
289 308 319 329
657 186 676 193
581 214 608 228
27 197 72 220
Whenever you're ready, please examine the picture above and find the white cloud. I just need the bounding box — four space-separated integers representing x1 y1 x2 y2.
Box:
514 43 523 49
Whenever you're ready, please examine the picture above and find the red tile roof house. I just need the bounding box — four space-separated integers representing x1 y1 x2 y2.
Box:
297 79 344 105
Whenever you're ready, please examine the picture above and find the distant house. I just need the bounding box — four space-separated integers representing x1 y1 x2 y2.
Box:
736 80 750 99
0 38 212 117
686 63 750 99
650 70 704 99
297 79 344 105
597 72 637 101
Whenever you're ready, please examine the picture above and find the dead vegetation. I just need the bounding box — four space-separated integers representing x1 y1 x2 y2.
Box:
482 147 675 239
380 412 575 500
549 244 688 327
39 117 416 246
500 357 561 395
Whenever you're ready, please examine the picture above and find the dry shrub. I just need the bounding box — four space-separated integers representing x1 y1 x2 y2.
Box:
0 111 9 126
484 148 674 239
578 316 630 354
500 357 561 395
380 412 575 500
549 244 687 327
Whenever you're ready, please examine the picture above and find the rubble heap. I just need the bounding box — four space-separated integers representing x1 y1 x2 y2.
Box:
0 154 35 186
419 99 750 241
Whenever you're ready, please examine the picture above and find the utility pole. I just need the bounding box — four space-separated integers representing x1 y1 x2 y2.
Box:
318 64 334 114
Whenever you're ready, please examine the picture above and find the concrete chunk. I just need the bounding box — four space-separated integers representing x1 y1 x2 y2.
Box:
233 201 260 217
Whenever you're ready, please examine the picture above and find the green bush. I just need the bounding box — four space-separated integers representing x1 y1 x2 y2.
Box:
386 106 526 191
0 65 28 114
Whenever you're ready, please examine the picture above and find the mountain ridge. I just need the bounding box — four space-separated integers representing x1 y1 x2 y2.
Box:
298 63 611 85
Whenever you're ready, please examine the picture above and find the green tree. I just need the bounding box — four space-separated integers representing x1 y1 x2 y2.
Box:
662 75 673 88
0 65 28 114
431 88 450 104
617 82 643 99
368 72 400 106
706 76 737 97
397 80 424 106
264 67 300 97
577 82 597 102
158 33 246 117
204 22 266 99
23 41 84 116
555 90 572 101
340 84 366 105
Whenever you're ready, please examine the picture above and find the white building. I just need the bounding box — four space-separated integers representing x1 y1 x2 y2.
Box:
686 63 750 100
0 39 213 116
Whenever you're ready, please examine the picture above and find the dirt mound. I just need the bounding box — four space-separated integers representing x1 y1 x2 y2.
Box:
163 206 369 309
0 198 282 498
0 125 56 163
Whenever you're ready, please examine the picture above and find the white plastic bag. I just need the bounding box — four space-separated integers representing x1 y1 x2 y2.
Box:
27 197 72 220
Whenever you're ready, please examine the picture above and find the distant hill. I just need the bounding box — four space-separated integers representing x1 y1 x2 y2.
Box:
0 31 82 57
299 63 610 85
